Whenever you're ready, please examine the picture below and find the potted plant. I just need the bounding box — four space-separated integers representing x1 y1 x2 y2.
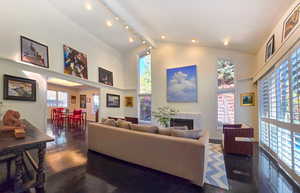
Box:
152 106 179 127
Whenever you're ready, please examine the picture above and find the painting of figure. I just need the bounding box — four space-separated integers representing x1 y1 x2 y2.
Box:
64 45 88 79
99 67 113 86
167 65 197 102
284 7 299 39
21 36 49 68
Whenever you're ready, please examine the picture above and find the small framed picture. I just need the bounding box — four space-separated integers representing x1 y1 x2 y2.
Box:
80 95 87 108
283 6 299 41
265 35 275 62
125 96 134 107
21 36 49 68
3 74 36 101
71 96 76 104
98 67 113 86
107 94 120 108
240 92 255 106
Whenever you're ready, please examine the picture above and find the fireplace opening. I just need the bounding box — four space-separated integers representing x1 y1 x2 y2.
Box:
170 118 193 130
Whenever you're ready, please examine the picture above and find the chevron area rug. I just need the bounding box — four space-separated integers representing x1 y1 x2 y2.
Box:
205 143 229 190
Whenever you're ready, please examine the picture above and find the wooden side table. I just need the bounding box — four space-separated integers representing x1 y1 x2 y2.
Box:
0 120 53 193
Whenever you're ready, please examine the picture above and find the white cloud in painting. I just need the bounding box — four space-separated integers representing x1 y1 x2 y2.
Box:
168 71 197 101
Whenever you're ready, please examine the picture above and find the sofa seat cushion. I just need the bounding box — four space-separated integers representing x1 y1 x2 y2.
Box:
131 124 159 134
171 129 204 139
116 119 131 129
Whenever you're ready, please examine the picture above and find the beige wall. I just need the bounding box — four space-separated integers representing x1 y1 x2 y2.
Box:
254 0 300 80
78 88 100 121
124 43 257 140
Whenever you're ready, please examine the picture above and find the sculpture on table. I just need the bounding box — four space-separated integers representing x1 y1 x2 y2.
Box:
1 110 25 138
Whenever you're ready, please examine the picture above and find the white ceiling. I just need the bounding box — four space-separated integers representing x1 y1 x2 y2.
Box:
49 0 294 54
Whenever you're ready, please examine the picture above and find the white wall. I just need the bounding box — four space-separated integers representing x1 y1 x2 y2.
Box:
124 43 257 140
0 0 127 129
254 0 300 80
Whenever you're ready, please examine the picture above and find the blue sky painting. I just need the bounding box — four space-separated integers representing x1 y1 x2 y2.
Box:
167 65 197 102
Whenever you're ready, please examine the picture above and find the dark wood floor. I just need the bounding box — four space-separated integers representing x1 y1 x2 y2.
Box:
42 123 300 193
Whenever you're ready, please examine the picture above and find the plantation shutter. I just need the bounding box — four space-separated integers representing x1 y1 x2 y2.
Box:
291 47 300 125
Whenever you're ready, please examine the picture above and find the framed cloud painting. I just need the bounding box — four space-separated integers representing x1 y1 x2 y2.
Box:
167 65 197 102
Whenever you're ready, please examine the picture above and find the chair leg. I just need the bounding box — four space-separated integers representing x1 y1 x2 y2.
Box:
6 159 11 181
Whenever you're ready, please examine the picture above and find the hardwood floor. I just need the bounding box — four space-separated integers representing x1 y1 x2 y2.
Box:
43 123 300 193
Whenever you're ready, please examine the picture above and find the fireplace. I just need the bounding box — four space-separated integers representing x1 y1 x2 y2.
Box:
170 118 194 130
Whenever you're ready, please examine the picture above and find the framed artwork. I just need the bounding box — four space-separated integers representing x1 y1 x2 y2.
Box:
63 45 88 79
98 67 113 86
21 36 49 68
106 94 120 108
3 74 36 101
71 96 76 104
265 35 275 61
283 6 299 40
80 95 87 108
125 96 133 107
240 92 255 106
167 65 197 102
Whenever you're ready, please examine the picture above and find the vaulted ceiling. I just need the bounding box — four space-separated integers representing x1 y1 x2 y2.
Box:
49 0 295 54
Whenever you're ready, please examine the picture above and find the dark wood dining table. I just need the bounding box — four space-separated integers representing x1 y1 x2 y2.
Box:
0 120 53 193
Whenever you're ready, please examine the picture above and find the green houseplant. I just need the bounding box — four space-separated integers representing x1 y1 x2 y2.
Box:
152 106 179 127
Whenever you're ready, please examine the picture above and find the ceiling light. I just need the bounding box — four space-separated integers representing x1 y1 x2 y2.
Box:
224 40 229 46
48 78 82 87
191 39 197 43
142 40 146 44
106 20 113 27
146 51 150 55
125 25 129 29
129 37 134 43
161 35 166 40
115 17 119 21
148 46 153 50
85 3 92 11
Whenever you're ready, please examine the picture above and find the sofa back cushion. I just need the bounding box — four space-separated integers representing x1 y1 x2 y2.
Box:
102 119 117 127
171 129 204 139
131 124 159 134
117 119 131 129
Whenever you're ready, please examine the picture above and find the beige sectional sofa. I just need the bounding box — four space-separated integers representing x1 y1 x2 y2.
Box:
88 122 209 186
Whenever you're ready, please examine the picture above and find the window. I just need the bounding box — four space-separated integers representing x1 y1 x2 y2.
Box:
217 59 235 125
92 94 100 114
47 90 68 108
47 90 57 107
138 54 152 122
259 45 300 180
217 59 234 89
217 93 235 124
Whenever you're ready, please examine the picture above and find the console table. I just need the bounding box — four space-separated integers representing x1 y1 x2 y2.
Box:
222 124 254 156
0 120 53 193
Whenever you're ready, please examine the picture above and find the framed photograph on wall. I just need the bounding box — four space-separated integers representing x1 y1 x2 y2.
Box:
80 95 87 108
167 65 197 102
125 96 133 107
63 45 88 79
265 35 275 62
3 74 36 101
21 36 49 68
106 94 120 108
283 5 299 41
98 67 113 86
240 92 255 106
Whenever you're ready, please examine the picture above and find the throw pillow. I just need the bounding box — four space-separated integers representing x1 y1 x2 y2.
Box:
102 119 117 127
171 129 203 139
116 119 131 129
131 124 159 134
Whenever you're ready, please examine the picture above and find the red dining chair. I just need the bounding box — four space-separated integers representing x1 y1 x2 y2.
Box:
53 108 65 127
69 110 83 128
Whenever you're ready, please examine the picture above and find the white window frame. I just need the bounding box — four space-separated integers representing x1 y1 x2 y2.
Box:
47 90 68 108
217 58 236 127
137 53 152 123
